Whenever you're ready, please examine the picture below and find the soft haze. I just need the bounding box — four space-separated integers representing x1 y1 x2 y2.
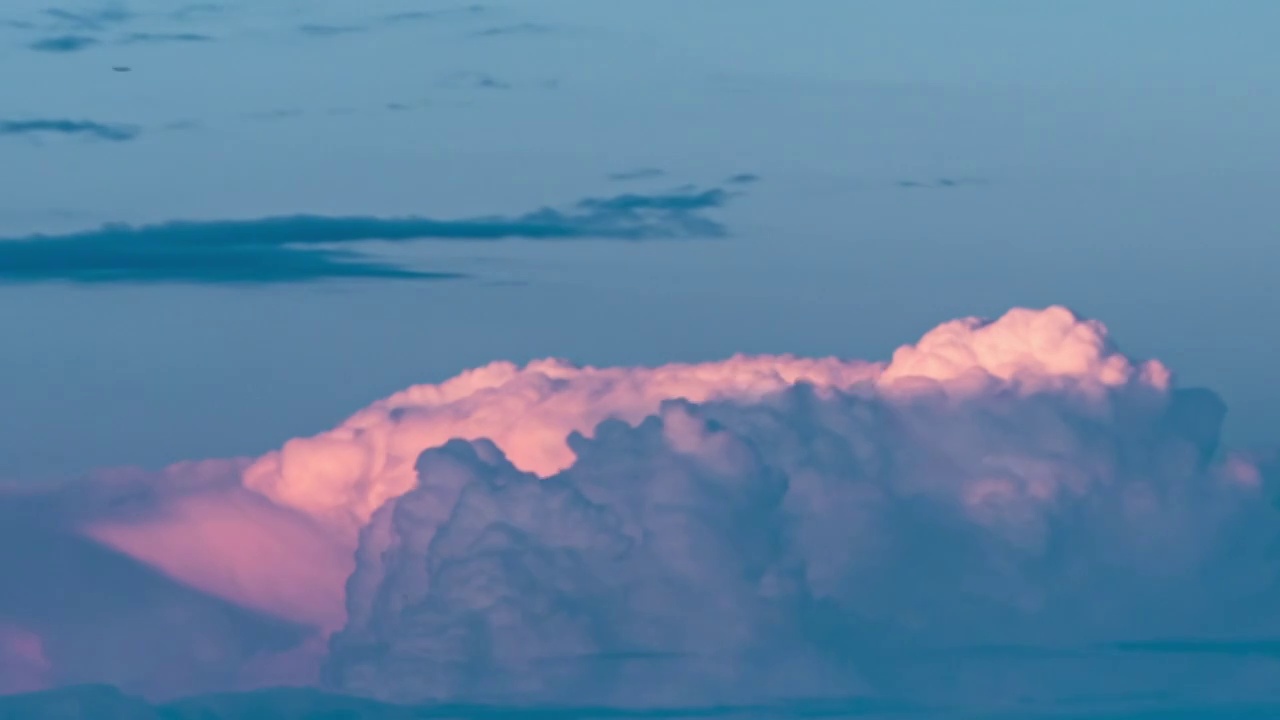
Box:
2 1 1280 717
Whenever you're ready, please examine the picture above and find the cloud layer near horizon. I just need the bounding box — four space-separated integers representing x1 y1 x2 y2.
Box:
3 307 1278 709
0 187 735 284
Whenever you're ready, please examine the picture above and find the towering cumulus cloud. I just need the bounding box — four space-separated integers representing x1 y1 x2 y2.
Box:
314 309 1276 708
10 307 1279 710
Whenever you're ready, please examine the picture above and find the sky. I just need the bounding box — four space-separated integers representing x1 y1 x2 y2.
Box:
2 1 1280 715
2 0 1278 480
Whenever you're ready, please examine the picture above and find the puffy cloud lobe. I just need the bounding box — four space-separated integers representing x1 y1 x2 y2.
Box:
879 306 1170 397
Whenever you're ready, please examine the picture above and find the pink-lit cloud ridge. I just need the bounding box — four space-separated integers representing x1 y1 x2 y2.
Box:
4 306 1277 710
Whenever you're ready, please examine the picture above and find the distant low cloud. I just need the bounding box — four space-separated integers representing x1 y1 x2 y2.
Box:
0 186 739 285
297 5 489 38
472 22 554 37
383 5 486 24
119 31 213 44
0 119 138 142
608 167 666 182
896 177 989 189
297 23 366 37
29 34 98 52
440 71 512 90
244 108 304 122
726 172 761 185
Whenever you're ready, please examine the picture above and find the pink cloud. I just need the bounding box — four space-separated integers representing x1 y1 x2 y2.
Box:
8 305 1273 706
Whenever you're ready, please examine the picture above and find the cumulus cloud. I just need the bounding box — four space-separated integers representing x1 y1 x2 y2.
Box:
0 186 737 285
3 306 1277 712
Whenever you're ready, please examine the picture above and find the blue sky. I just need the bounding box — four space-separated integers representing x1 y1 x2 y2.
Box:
2 0 1279 480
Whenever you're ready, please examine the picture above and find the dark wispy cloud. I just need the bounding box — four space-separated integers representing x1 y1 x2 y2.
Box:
119 31 213 44
29 34 98 52
726 172 761 185
0 118 139 142
608 167 666 182
383 5 486 24
293 5 488 39
896 177 989 189
0 186 739 285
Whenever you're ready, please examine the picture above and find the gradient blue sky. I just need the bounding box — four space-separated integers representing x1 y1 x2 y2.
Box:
2 0 1278 480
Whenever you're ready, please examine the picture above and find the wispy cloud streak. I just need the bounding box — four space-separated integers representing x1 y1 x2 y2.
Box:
0 187 738 284
0 119 138 141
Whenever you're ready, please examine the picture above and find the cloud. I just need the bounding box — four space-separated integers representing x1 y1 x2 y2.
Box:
29 34 98 52
0 490 314 700
119 31 214 44
41 6 133 31
896 177 989 189
609 168 667 182
297 5 490 39
726 173 761 185
2 307 1278 711
244 108 304 122
289 307 1271 708
472 22 554 38
0 186 736 285
383 5 487 25
439 71 512 90
0 118 138 142
170 3 225 22
297 23 366 37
